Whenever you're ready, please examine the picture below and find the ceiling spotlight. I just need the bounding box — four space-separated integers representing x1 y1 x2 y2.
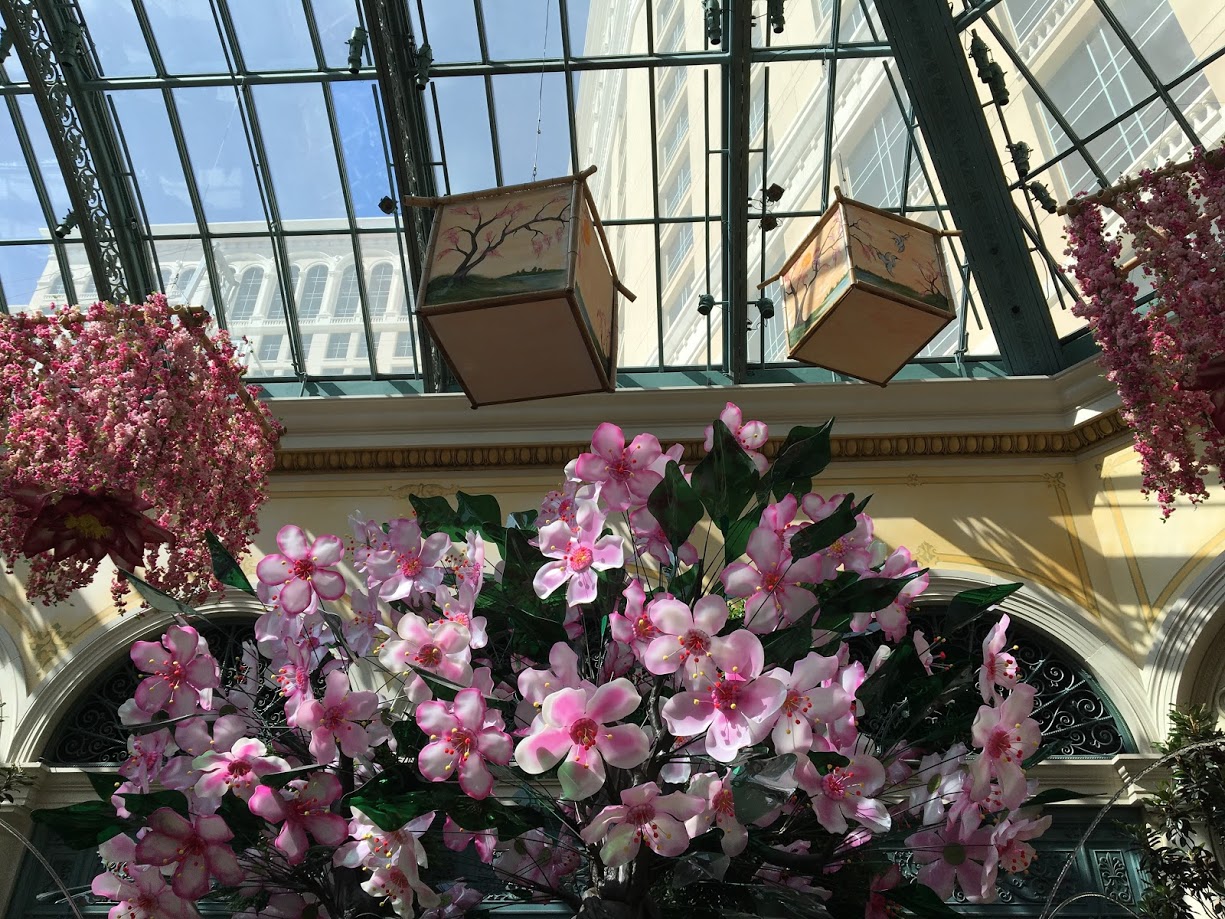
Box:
764 183 785 203
968 30 1009 107
755 296 775 321
415 41 433 90
377 196 396 215
703 0 723 46
697 293 715 316
53 211 77 239
346 26 368 75
767 0 785 34
1027 181 1058 215
760 214 778 232
0 28 14 65
1006 141 1031 179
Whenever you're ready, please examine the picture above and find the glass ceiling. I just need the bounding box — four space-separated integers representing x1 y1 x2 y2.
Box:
0 0 1221 390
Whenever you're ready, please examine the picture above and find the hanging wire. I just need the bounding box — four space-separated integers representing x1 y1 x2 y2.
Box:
531 0 552 181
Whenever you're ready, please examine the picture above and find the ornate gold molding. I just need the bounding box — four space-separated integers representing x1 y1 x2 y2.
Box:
274 407 1130 474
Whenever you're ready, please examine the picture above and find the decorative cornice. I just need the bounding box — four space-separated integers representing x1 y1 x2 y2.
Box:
274 406 1130 473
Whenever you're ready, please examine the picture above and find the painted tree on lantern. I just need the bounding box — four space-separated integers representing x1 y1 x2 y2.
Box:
434 192 572 281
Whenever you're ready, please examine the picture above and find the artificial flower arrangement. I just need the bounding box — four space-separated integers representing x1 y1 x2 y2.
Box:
33 404 1058 919
0 293 280 604
1066 146 1225 516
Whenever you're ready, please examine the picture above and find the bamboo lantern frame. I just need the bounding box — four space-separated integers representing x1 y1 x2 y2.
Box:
405 166 635 408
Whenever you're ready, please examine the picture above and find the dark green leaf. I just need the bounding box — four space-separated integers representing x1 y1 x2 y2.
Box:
943 583 1023 635
1022 741 1062 770
119 570 197 618
205 531 256 595
885 882 963 918
722 514 758 566
647 461 705 552
448 796 548 837
734 753 797 787
667 559 703 605
121 790 190 819
805 751 850 774
761 624 815 669
407 665 461 702
1021 787 1083 809
456 492 504 542
671 851 731 888
731 782 790 825
822 571 926 616
788 493 858 561
765 420 834 500
690 420 760 532
86 771 123 801
409 494 459 537
31 801 128 850
348 790 439 833
506 509 539 532
261 764 326 788
219 793 265 851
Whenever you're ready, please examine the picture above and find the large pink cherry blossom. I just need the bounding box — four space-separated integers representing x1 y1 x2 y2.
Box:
795 752 891 835
979 614 1020 702
130 625 220 719
573 422 663 511
367 517 450 602
685 772 748 856
249 773 349 865
515 679 649 799
704 402 769 474
533 500 624 606
764 651 852 754
722 526 827 632
378 611 473 687
907 817 996 903
134 808 244 899
296 669 380 763
581 782 705 865
969 683 1041 807
416 688 513 799
256 525 346 615
194 737 289 800
661 631 785 762
641 595 730 685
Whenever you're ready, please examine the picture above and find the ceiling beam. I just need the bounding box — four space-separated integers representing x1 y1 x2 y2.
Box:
876 0 1062 376
0 0 158 303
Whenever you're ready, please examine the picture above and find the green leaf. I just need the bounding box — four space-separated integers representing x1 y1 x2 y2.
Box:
407 665 461 702
448 796 548 838
205 531 256 595
121 790 190 819
788 493 861 561
456 492 504 542
31 800 128 850
409 494 459 536
349 790 439 833
218 793 265 851
86 771 123 801
943 583 1023 635
722 514 757 566
731 782 790 825
822 570 926 616
885 882 963 918
1021 787 1083 808
734 753 797 787
805 751 850 774
690 420 760 532
506 509 539 532
647 461 705 552
667 558 704 605
671 851 731 888
765 420 834 500
260 764 326 788
761 624 815 668
119 570 197 618
1022 741 1062 770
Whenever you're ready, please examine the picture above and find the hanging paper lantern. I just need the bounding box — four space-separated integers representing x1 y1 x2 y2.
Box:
0 294 281 605
767 188 956 385
407 166 634 407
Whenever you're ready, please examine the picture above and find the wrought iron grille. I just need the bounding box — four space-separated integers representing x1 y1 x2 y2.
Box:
42 618 257 764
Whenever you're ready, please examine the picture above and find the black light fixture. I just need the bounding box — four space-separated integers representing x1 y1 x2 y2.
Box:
697 293 716 316
767 0 785 34
377 196 396 215
703 0 723 46
0 28 14 65
415 41 433 90
346 26 368 75
1006 141 1031 179
1027 181 1058 215
760 214 778 232
755 296 775 321
53 211 77 239
968 30 1009 107
765 182 785 203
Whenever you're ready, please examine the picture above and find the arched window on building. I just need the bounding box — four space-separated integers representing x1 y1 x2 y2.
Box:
228 266 265 323
333 265 360 320
366 262 394 318
297 264 329 320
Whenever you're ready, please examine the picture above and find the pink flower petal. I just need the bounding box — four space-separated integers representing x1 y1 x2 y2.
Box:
514 727 573 773
310 534 345 567
595 724 649 768
279 578 314 615
586 679 641 724
458 755 495 799
276 525 311 560
256 553 292 585
645 813 690 856
311 568 347 601
541 687 588 727
661 694 715 736
590 422 626 462
171 854 210 899
532 560 569 599
600 822 642 867
558 746 606 799
720 561 761 596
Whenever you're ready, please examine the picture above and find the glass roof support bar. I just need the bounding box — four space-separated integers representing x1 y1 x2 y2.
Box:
364 0 443 390
0 0 158 303
555 0 581 172
724 0 751 383
877 0 1062 375
471 0 504 188
818 0 840 211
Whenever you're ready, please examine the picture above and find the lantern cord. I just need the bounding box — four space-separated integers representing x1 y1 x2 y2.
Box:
531 0 551 181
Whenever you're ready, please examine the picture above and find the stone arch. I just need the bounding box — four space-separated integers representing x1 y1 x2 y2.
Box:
923 568 1158 752
9 597 264 763
1146 550 1225 735
0 619 26 762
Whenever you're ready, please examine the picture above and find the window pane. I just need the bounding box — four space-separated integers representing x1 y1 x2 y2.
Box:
230 267 264 321
325 332 350 360
298 264 329 320
367 262 394 317
334 266 360 319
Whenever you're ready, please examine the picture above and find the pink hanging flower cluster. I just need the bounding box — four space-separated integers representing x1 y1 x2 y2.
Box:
34 403 1054 919
1066 147 1225 516
0 294 280 603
